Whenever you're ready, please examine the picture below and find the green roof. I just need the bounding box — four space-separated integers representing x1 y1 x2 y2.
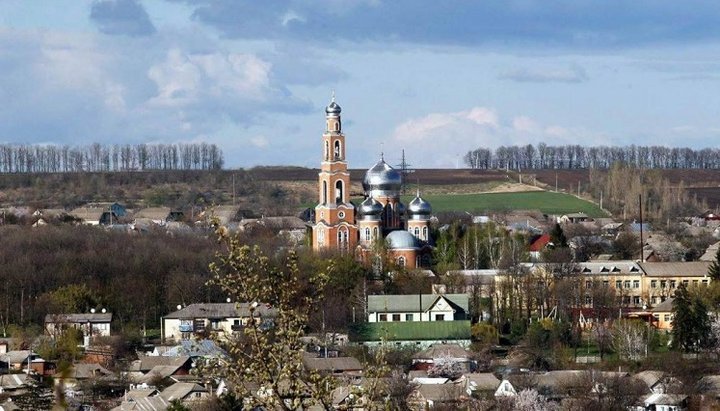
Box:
350 321 471 342
367 294 469 313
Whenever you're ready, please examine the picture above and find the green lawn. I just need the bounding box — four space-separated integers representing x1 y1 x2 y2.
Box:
402 191 607 217
350 320 471 342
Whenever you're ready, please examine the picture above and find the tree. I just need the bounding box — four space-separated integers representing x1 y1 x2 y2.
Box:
512 388 556 411
672 283 696 352
549 223 568 248
709 248 720 281
692 295 712 350
204 229 336 410
613 319 646 360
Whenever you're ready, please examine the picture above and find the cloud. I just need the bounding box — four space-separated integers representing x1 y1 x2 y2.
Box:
0 29 310 148
170 0 720 50
90 0 156 37
387 107 607 167
499 66 589 83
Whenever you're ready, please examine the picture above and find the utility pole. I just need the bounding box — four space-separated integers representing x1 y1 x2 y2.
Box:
639 194 644 263
396 149 414 195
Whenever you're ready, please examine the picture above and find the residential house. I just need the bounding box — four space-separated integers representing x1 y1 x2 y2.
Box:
133 207 174 225
700 241 720 262
69 207 118 225
352 294 471 347
411 344 475 373
302 355 363 379
407 383 465 410
45 312 112 338
459 373 502 399
528 233 551 261
0 373 34 395
110 202 127 217
639 262 712 306
126 355 193 383
633 370 681 394
632 393 688 411
201 205 241 226
56 363 114 392
162 303 277 342
0 351 51 375
651 299 675 331
111 382 209 410
559 212 592 224
494 379 517 397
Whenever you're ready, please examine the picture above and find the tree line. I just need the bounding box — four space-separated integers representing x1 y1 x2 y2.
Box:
464 143 720 170
0 142 223 173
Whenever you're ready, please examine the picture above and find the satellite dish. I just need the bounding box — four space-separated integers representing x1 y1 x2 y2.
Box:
101 308 107 314
90 308 96 314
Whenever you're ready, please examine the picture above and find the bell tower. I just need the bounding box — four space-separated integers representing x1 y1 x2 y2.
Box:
313 94 357 252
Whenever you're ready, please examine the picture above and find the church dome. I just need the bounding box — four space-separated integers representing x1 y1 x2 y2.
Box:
386 230 419 249
358 197 383 216
325 100 341 116
363 158 402 197
408 194 432 215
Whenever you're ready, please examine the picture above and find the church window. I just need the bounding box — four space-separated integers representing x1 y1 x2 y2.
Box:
416 256 421 267
322 181 327 204
398 256 406 267
334 140 341 159
365 228 370 241
414 227 420 237
373 227 378 239
324 141 329 160
335 180 344 203
422 226 428 240
317 229 325 246
338 211 345 219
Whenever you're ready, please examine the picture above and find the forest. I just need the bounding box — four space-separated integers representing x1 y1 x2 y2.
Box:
0 142 223 173
464 143 720 170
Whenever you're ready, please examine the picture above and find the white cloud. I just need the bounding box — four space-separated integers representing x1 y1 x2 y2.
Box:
388 107 606 167
250 135 269 148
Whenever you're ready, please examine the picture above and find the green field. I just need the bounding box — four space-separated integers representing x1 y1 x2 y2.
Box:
400 191 607 217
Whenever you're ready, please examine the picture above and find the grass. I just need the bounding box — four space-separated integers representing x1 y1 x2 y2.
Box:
401 191 607 217
349 320 471 342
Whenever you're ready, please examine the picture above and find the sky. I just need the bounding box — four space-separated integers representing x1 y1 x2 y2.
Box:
1 1 720 169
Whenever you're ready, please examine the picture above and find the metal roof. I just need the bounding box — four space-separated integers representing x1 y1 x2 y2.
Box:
367 294 468 313
164 302 277 319
639 262 711 277
45 313 112 323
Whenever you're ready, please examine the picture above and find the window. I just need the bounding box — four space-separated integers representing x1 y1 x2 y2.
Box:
633 296 641 305
585 280 592 289
335 180 344 203
379 314 387 322
652 296 658 304
317 229 325 246
333 140 341 159
651 280 657 288
398 256 406 267
660 280 666 289
602 280 609 287
338 211 345 219
616 280 622 289
392 314 401 322
683 280 689 287
373 227 378 239
364 228 371 241
422 226 428 240
693 280 699 286
703 279 709 286
322 181 327 204
633 280 640 289
435 314 445 321
664 314 672 322
414 227 419 237
585 296 592 305
624 280 631 289
669 280 676 289
324 141 329 160
405 314 414 321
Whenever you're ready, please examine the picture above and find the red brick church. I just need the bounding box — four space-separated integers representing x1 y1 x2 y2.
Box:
312 96 433 269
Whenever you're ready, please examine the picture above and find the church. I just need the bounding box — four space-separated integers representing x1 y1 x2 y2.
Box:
311 96 433 269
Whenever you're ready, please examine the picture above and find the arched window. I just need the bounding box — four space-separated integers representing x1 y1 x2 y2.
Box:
416 256 421 267
365 227 371 241
324 141 329 160
414 227 420 237
397 256 406 267
322 181 327 204
334 121 340 132
335 180 344 203
334 140 341 159
422 226 428 240
317 229 325 246
373 227 378 239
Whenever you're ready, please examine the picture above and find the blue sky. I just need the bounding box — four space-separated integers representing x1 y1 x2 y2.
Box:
1 1 720 168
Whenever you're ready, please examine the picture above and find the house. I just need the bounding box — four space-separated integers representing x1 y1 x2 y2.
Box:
559 212 591 224
528 233 551 261
201 205 241 226
600 222 624 237
162 302 278 342
459 373 502 398
494 379 517 397
110 202 127 217
159 382 210 402
639 262 712 306
56 363 114 391
632 393 688 411
69 207 118 225
111 382 209 410
411 344 475 372
0 373 34 395
650 299 674 331
700 241 720 262
133 207 173 224
407 383 465 409
126 355 193 383
302 355 363 379
45 312 112 338
352 294 471 347
0 351 52 375
633 370 680 394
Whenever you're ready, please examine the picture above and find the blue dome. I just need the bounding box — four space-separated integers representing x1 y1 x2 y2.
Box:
386 230 419 249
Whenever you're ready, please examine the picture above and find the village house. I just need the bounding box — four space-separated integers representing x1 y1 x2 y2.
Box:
69 207 118 225
162 302 278 342
45 312 112 338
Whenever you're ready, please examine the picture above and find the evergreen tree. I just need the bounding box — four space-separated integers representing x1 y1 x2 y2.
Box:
709 248 720 281
549 223 568 248
672 284 696 351
693 295 713 350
